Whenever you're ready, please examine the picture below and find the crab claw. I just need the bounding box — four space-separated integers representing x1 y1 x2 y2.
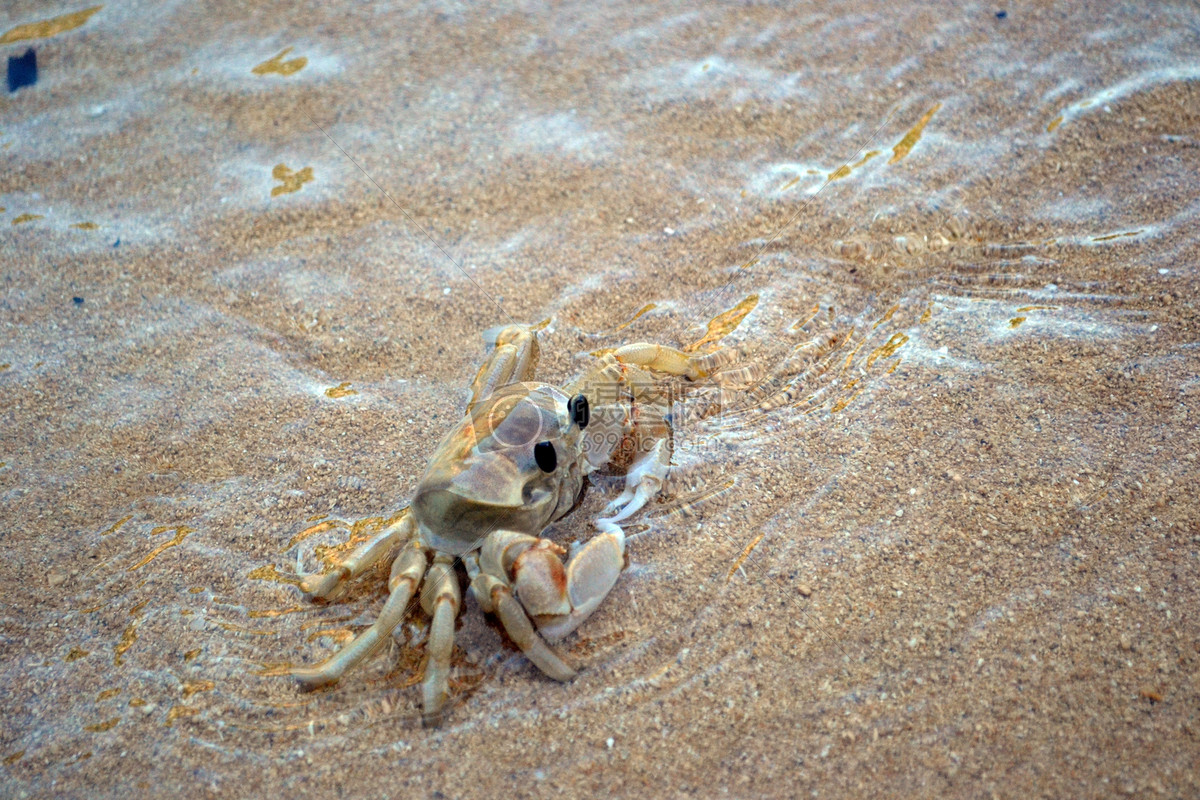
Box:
469 524 627 680
510 540 571 617
512 525 626 642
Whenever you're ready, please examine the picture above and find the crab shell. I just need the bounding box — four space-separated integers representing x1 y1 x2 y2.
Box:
411 381 588 556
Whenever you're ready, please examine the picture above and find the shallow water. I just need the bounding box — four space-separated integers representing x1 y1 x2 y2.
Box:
2 1 1198 796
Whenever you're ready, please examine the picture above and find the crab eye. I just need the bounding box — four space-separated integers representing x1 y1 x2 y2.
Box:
533 441 557 472
568 394 589 429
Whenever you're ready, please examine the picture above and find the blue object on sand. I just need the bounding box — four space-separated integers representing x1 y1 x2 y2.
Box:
8 48 38 93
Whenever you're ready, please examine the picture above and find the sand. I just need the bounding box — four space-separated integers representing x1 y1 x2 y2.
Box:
1 1 1198 797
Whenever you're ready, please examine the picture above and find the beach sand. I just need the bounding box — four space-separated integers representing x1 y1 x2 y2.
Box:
1 1 1198 796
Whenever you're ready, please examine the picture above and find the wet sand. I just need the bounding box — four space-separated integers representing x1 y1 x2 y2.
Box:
1 1 1198 797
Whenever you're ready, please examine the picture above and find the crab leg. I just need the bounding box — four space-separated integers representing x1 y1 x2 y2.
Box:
467 324 540 411
292 540 426 690
420 553 463 725
299 513 415 600
611 343 738 379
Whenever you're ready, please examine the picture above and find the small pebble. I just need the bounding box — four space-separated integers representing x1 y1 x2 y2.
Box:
797 583 812 597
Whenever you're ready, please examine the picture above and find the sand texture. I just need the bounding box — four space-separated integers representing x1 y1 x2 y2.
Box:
2 1 1199 797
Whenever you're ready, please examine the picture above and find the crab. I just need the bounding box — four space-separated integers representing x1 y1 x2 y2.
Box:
290 323 749 724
